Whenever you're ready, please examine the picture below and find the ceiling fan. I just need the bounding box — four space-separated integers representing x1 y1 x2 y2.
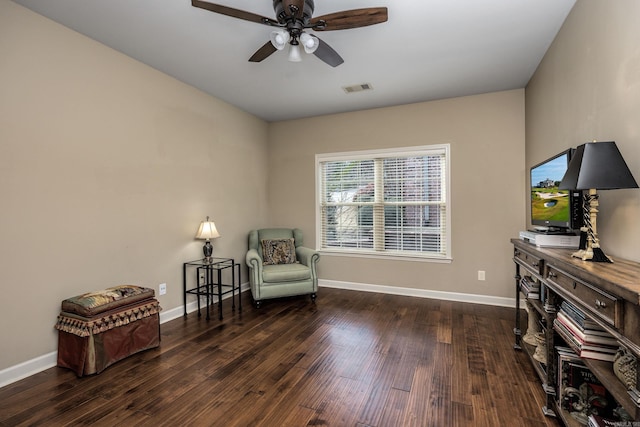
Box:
192 0 388 67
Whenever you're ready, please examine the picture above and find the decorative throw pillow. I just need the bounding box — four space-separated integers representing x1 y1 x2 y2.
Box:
261 238 297 265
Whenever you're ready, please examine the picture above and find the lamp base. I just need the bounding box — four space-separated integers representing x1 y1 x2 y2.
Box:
572 189 613 263
203 241 213 262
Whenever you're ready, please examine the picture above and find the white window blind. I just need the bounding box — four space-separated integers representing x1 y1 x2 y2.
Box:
316 145 451 260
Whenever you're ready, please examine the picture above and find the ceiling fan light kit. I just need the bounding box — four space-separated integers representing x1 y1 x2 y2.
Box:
192 0 388 67
269 30 317 62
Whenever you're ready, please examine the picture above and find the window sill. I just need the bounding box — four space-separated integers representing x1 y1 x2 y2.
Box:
318 249 453 263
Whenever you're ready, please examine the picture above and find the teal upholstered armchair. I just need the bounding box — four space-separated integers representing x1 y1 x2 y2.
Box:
246 228 320 308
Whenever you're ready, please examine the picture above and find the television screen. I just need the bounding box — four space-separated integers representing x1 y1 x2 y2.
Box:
530 149 580 231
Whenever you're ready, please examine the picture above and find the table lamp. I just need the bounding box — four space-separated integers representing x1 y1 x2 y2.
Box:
559 141 638 262
195 216 220 262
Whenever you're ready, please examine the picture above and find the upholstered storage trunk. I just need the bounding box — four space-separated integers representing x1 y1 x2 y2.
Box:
55 285 161 377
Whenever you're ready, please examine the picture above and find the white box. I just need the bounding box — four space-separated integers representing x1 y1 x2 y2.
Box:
519 231 580 248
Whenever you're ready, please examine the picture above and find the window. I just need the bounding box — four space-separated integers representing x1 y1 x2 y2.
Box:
316 144 451 260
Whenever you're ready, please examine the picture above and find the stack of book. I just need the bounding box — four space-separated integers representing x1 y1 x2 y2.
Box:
553 301 619 362
519 275 540 299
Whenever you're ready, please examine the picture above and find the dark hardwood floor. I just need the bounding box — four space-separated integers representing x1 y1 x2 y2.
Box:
0 288 560 426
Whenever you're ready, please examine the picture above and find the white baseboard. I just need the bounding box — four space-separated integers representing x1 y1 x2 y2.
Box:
0 283 250 389
0 351 58 389
319 279 518 308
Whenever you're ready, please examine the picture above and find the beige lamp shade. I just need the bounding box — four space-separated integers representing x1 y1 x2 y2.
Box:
195 217 220 240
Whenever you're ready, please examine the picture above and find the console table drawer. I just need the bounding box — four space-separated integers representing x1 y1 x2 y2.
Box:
514 247 544 275
546 265 621 328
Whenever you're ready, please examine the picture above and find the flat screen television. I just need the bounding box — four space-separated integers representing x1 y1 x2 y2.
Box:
530 149 583 232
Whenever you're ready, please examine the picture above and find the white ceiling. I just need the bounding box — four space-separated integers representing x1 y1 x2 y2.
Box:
12 0 576 122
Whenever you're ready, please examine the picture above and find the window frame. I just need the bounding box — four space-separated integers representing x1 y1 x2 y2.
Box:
315 144 452 262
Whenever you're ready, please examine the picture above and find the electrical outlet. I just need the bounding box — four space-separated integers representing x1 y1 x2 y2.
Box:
477 271 486 281
199 273 205 285
159 283 167 295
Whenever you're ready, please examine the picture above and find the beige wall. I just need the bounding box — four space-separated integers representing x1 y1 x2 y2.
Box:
269 90 526 298
0 1 269 370
526 0 640 262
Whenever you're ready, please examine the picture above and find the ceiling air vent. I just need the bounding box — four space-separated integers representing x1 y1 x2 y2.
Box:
342 83 373 94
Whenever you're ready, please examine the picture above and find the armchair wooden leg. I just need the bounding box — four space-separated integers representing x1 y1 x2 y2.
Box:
253 299 262 309
310 293 317 303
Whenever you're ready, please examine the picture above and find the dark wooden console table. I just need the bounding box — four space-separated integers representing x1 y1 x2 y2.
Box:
512 238 640 425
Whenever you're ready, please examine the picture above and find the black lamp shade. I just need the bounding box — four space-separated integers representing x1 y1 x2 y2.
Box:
559 141 638 190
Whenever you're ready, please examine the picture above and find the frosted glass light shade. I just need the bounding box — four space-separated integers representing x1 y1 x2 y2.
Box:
288 44 302 62
300 33 319 54
270 30 289 51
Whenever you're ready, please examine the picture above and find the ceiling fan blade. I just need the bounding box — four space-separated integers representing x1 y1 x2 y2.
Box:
313 38 344 67
249 41 278 62
192 0 277 26
310 7 388 31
